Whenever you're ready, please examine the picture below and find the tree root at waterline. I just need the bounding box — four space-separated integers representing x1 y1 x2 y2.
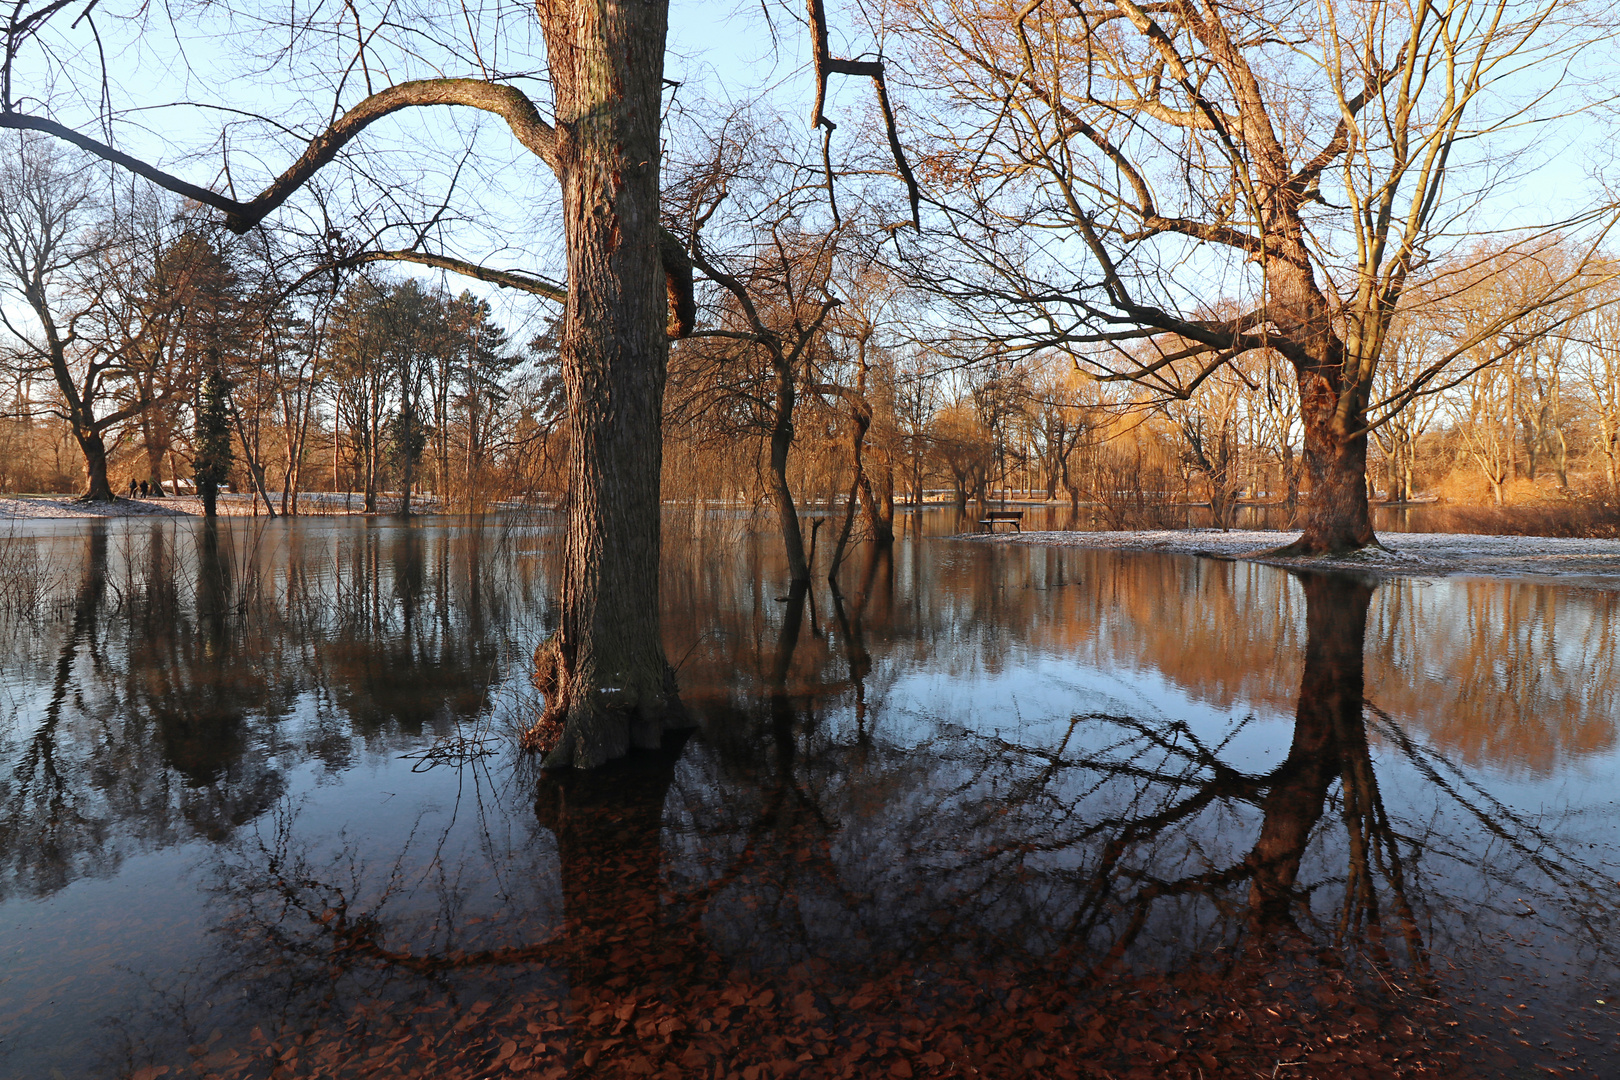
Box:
1264 534 1394 558
521 636 691 768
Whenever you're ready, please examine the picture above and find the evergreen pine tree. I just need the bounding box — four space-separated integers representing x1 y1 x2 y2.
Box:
194 363 233 518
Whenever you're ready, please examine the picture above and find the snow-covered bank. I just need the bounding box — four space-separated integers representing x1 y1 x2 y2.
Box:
0 493 363 519
959 527 1620 581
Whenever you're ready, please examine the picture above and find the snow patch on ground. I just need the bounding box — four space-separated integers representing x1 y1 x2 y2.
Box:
0 493 361 519
959 527 1620 581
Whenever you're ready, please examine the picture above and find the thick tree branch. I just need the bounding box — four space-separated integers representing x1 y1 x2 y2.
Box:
805 0 922 228
0 79 559 233
0 85 709 338
337 249 567 301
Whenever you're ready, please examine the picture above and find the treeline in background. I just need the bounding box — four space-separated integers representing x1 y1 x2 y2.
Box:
7 131 1620 536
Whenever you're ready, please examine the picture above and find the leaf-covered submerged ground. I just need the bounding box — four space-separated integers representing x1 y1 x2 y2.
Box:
160 953 1475 1080
144 822 1494 1080
6 521 1616 1080
121 744 1610 1080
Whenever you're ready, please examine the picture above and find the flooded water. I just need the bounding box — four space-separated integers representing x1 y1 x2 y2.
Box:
1 514 1617 1078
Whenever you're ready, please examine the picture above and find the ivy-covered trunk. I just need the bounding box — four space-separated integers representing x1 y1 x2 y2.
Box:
195 363 233 519
524 0 689 768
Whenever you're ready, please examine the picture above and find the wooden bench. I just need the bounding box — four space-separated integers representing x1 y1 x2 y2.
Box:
978 510 1024 532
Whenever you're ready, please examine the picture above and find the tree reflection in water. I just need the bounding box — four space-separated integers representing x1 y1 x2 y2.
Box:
127 559 1615 1079
0 522 528 904
3 526 1618 1076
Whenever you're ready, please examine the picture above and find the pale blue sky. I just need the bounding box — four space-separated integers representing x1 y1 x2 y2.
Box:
7 0 1616 346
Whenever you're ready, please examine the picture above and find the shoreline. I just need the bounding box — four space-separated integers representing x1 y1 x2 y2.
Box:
11 496 1620 582
957 527 1620 582
0 493 421 520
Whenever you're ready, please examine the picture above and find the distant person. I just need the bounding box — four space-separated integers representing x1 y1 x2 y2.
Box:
127 478 138 498
139 479 149 497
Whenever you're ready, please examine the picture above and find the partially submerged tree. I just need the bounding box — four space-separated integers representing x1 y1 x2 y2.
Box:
894 0 1615 551
0 0 704 766
677 177 844 582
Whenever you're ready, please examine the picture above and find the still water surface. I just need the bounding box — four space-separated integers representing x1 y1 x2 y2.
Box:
1 515 1617 1078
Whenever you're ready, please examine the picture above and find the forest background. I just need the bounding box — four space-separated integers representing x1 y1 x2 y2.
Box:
5 0 1620 543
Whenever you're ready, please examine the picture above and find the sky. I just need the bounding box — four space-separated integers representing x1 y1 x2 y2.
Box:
4 0 856 344
6 0 1619 351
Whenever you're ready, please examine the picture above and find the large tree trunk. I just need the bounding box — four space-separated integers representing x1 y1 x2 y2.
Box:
73 426 114 502
45 344 113 501
769 361 811 583
140 410 170 496
1061 456 1081 528
848 341 893 547
1267 253 1375 554
1289 381 1373 553
850 410 893 547
524 0 687 768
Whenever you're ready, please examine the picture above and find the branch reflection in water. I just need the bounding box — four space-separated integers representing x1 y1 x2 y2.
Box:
0 520 1616 1078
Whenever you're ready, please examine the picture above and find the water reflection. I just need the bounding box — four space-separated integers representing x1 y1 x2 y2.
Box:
0 520 541 904
0 521 1616 1077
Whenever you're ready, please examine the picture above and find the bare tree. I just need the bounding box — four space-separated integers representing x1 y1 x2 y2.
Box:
892 0 1614 551
109 197 210 497
930 398 994 516
1371 320 1447 504
0 0 722 765
1449 358 1517 505
668 124 845 585
1163 369 1244 530
1575 281 1620 497
241 229 339 515
0 134 151 500
817 266 907 574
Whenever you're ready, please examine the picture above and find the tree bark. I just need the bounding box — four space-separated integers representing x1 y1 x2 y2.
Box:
75 427 114 501
769 359 811 583
1268 260 1375 554
1290 400 1374 552
140 411 170 496
523 0 688 767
